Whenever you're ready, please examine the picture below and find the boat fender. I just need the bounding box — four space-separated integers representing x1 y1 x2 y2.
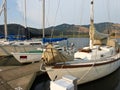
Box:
40 60 47 72
116 47 120 53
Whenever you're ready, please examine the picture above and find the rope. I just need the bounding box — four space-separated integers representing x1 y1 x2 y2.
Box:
77 62 95 83
45 0 50 27
53 64 64 81
39 60 52 72
40 60 47 72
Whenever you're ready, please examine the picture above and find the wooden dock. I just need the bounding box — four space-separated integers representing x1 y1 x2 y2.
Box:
0 61 43 90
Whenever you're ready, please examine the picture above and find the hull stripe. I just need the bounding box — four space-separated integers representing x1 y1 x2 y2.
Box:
52 58 120 69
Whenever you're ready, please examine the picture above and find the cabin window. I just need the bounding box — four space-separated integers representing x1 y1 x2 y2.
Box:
30 43 41 45
20 56 27 59
20 43 24 45
111 50 113 55
98 47 102 51
101 55 104 57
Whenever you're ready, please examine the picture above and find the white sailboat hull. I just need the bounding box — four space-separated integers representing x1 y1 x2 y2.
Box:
45 54 120 85
12 52 42 63
0 45 41 56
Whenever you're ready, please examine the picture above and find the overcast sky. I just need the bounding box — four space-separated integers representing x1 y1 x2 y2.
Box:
0 0 120 29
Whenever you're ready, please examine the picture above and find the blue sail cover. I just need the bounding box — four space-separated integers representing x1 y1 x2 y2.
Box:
0 32 31 41
42 38 67 43
7 35 27 41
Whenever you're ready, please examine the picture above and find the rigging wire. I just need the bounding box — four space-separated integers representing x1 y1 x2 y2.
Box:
78 0 86 26
106 0 111 35
50 0 61 38
113 0 120 38
106 0 111 22
45 0 50 27
0 0 6 16
58 5 64 37
106 0 119 36
0 0 5 30
76 0 86 48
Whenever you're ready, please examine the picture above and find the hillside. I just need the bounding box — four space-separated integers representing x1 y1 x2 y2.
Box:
0 22 120 38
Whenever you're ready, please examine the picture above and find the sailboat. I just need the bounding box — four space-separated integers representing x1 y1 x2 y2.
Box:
11 0 45 63
0 0 15 45
0 0 43 46
41 0 120 85
11 0 68 63
0 0 44 57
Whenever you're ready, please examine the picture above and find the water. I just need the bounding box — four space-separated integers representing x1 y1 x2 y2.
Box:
77 68 120 90
31 68 120 90
31 38 120 90
59 38 89 49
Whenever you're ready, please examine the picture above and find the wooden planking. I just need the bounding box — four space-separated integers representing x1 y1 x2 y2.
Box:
0 61 43 90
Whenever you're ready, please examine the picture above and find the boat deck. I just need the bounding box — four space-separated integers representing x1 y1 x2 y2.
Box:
56 53 120 65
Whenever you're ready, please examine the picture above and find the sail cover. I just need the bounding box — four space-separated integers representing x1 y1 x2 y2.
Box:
41 44 68 65
42 38 67 43
94 30 108 40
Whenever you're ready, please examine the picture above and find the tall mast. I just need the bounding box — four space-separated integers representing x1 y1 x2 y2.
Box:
24 0 30 40
42 0 45 38
89 0 95 49
24 0 27 28
4 0 7 40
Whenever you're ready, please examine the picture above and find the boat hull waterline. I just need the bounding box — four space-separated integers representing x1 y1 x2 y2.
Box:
12 52 42 63
45 54 120 85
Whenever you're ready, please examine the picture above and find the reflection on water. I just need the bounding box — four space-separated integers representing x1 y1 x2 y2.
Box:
31 68 120 90
78 68 120 90
30 73 50 90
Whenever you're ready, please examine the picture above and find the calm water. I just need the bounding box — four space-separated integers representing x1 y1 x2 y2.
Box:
31 38 120 90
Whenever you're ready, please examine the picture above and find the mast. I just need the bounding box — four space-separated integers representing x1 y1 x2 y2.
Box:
89 0 95 49
4 0 7 40
24 0 30 40
24 0 27 28
42 0 45 38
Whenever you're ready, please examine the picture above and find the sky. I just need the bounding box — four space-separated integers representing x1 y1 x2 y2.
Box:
0 0 120 29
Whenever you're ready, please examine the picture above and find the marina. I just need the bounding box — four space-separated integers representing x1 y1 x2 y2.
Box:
0 56 119 90
40 0 120 86
0 0 120 89
0 38 119 90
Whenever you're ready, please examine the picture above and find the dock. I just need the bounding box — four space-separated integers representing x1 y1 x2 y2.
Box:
0 60 43 90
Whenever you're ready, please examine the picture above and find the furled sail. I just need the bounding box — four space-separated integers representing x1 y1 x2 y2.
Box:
93 29 109 45
89 22 109 45
41 44 68 65
89 0 109 46
94 30 108 40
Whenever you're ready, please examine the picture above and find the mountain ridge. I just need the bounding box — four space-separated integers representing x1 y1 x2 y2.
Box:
0 22 120 38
